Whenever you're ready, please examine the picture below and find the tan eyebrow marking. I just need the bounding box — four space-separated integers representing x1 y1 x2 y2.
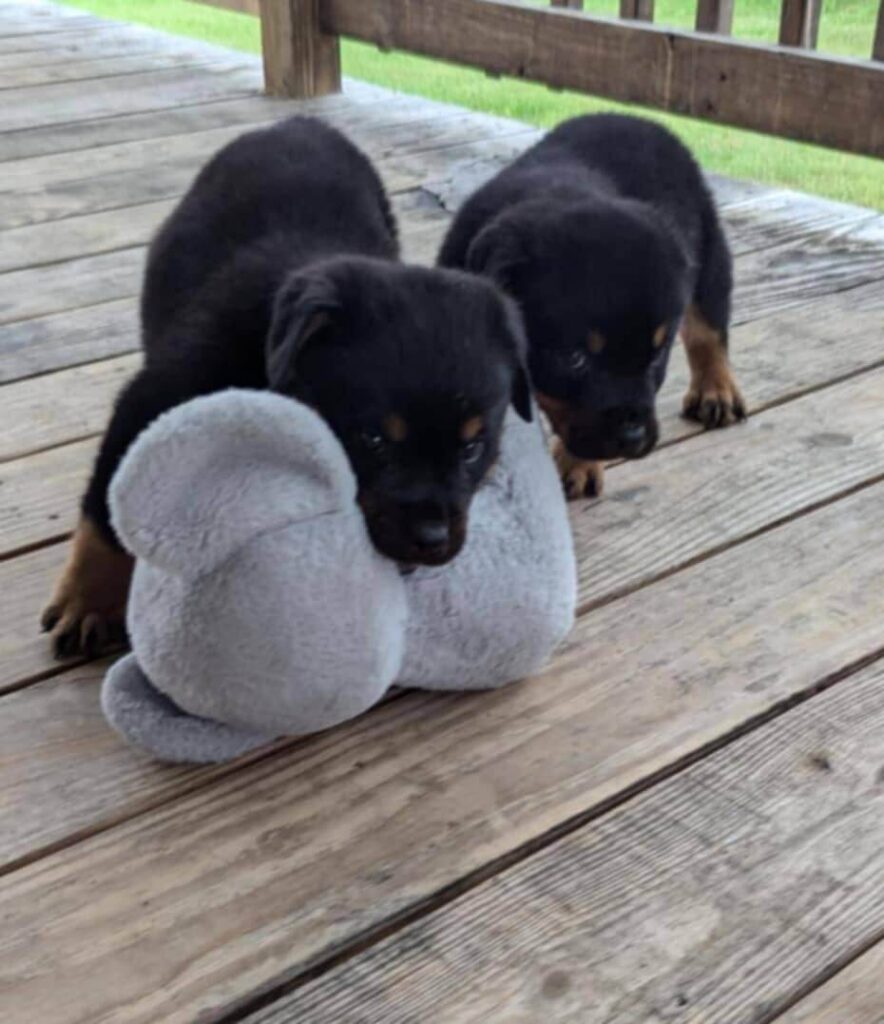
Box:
460 415 484 441
653 323 668 348
587 330 606 355
382 413 409 442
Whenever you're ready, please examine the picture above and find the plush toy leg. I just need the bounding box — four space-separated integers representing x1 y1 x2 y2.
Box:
102 654 274 764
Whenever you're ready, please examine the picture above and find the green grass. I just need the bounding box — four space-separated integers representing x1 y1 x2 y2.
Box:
61 0 884 209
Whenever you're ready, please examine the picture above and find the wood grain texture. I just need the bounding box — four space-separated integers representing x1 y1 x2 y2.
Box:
0 354 138 462
259 0 340 98
0 297 138 384
576 361 884 607
776 942 884 1023
0 439 93 557
254 657 884 1024
0 80 386 162
0 46 244 89
0 103 532 233
0 545 82 694
0 61 261 134
4 482 884 1022
324 0 884 155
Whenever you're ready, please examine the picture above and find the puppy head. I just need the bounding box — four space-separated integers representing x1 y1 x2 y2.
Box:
467 197 689 461
266 257 531 566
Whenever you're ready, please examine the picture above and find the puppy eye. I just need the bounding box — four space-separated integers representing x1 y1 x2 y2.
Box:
358 430 387 452
566 349 589 373
462 438 485 464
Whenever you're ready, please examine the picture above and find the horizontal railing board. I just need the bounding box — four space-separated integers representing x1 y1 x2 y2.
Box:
324 0 884 156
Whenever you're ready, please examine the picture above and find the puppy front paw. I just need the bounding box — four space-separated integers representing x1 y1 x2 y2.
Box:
682 366 746 429
41 518 132 659
551 437 604 501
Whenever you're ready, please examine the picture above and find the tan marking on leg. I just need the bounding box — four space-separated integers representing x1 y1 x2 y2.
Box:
681 303 746 429
41 516 133 659
551 435 605 501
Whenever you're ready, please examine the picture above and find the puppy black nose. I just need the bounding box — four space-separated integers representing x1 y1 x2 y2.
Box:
618 421 647 454
413 520 450 552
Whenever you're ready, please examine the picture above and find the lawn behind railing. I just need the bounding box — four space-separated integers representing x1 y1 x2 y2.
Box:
61 0 884 208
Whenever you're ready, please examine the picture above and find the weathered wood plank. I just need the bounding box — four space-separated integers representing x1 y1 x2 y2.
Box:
732 215 884 325
0 108 534 232
0 297 137 384
253 657 884 1024
0 45 242 90
0 248 145 325
775 942 884 1023
0 353 138 463
0 545 86 694
3 481 884 1022
259 0 340 98
0 61 262 134
0 78 398 162
619 0 654 20
0 439 94 557
576 361 884 607
0 659 292 870
324 0 884 156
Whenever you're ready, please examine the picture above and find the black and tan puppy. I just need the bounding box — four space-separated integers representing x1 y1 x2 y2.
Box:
439 113 744 499
42 117 530 657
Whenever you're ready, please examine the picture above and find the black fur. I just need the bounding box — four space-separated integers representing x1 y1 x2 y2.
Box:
439 113 733 461
83 116 529 567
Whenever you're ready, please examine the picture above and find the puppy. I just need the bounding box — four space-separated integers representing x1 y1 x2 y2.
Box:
42 116 531 658
439 113 745 499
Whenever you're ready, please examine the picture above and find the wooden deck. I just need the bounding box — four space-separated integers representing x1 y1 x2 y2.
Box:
2 2 884 1021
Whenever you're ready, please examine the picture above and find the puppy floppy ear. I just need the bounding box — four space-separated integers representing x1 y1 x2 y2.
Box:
465 217 526 292
500 294 534 423
266 268 341 394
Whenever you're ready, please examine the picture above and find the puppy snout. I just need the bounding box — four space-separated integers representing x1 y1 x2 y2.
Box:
617 419 648 455
412 519 450 553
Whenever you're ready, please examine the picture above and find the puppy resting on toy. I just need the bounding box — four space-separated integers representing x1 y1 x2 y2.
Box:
102 390 577 764
439 114 745 499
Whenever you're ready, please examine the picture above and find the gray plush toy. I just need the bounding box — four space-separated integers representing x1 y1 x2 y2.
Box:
101 390 576 763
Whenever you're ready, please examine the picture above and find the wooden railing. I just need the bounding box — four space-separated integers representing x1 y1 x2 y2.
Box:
199 0 884 156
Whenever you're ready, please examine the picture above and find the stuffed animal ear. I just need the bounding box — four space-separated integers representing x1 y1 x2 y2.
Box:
265 267 341 395
109 390 355 579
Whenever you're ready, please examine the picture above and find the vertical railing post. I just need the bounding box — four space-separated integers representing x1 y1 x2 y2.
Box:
258 0 341 98
873 0 884 59
620 0 655 18
778 0 823 48
550 0 585 8
695 0 734 34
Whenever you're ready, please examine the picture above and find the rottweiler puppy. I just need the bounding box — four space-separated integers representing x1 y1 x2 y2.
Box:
42 116 531 658
439 113 745 499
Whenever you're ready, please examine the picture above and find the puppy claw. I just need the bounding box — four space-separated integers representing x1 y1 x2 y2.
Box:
552 437 604 501
682 383 746 430
41 518 133 661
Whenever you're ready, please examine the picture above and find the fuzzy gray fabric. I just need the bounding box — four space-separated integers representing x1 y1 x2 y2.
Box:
101 390 576 763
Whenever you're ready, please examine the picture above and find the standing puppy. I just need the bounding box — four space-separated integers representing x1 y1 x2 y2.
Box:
439 114 745 499
42 117 531 657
